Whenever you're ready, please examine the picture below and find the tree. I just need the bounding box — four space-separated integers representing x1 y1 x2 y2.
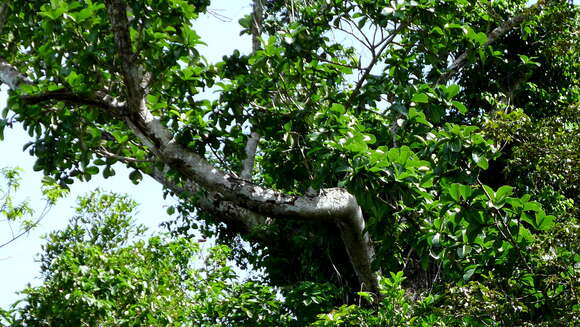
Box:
0 0 578 325
2 190 291 326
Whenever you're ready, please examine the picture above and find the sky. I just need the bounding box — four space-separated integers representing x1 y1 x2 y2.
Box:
0 0 252 309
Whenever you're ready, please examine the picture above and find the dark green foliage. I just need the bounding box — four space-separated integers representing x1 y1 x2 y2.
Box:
2 191 291 327
1 0 579 325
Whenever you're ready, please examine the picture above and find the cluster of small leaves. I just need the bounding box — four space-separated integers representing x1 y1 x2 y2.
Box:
507 104 579 197
420 183 555 282
0 167 66 249
436 213 579 326
0 167 33 226
310 256 578 327
310 271 454 327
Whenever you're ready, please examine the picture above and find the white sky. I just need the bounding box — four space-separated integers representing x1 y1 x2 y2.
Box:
0 0 252 309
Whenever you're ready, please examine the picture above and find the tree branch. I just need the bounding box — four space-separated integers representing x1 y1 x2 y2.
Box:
0 57 32 89
240 132 261 181
20 89 126 114
0 201 52 249
346 22 407 108
95 147 154 164
251 0 264 53
0 3 8 34
240 0 263 181
340 16 375 52
149 165 267 234
437 0 546 84
104 0 380 295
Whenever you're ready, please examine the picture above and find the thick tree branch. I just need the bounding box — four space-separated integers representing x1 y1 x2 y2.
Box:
9 83 269 238
240 0 264 181
21 89 126 114
0 3 8 34
0 57 32 89
149 166 267 234
104 0 380 295
251 0 264 53
16 86 268 235
240 132 260 180
105 1 143 111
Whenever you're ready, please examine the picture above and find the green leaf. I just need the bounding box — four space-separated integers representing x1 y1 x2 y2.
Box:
459 184 473 200
474 32 488 46
330 103 345 114
383 148 396 163
472 153 489 169
166 206 176 215
524 201 542 212
103 166 116 178
535 213 554 231
482 184 495 202
181 25 202 47
85 166 99 175
494 186 513 204
356 291 373 300
33 160 44 172
521 212 535 226
452 101 467 114
411 93 429 103
129 170 143 185
448 183 461 202
444 84 460 98
444 23 464 30
463 265 477 281
398 146 412 165
65 71 83 87
431 26 444 35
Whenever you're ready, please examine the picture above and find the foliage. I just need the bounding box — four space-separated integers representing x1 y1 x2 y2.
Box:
0 167 66 248
2 191 291 327
310 272 435 327
0 0 578 325
496 104 579 196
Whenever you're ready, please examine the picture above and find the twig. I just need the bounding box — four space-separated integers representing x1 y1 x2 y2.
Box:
207 9 232 22
0 201 52 249
317 57 362 70
346 22 408 108
96 146 154 164
336 25 373 52
341 16 374 52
